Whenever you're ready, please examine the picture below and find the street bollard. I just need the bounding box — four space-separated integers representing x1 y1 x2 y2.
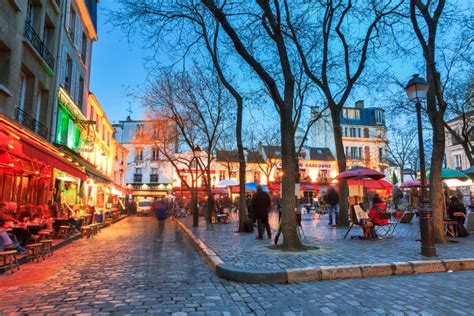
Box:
418 207 436 257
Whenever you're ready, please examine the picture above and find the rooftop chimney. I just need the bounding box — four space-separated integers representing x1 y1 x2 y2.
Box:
355 100 364 109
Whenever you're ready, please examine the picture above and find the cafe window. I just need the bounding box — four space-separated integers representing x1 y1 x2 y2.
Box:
219 170 226 181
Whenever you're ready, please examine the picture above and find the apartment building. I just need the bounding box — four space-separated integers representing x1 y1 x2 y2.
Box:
312 100 389 172
113 119 177 200
0 0 62 139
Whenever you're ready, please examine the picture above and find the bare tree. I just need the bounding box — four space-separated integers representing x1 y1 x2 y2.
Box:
286 0 403 226
112 1 250 233
145 68 227 227
386 124 418 182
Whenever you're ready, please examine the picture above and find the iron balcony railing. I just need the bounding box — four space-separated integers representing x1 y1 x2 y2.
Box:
15 107 48 139
24 21 55 70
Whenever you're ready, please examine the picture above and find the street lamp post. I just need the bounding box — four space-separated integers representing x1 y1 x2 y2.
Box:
192 145 202 227
405 74 436 257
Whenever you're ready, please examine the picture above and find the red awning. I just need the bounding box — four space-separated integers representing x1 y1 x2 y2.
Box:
0 115 86 180
348 179 393 190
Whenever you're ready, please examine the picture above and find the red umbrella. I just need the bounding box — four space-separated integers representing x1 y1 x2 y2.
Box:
400 179 428 188
348 179 393 190
211 187 228 194
336 167 385 180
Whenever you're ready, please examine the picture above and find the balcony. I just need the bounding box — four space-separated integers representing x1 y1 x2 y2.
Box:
150 174 159 183
24 21 55 70
15 107 48 139
133 174 142 183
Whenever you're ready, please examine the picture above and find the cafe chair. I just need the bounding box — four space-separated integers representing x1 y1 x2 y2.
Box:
57 225 70 239
0 250 20 273
27 243 44 262
40 240 53 257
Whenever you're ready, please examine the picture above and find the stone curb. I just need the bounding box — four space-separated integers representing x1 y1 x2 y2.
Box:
175 219 474 284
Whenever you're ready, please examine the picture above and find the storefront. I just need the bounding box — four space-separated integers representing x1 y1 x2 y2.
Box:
0 114 86 217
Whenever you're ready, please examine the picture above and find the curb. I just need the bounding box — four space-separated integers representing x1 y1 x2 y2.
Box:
175 219 474 284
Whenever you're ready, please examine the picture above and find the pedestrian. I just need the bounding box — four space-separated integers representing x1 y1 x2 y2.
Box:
325 186 339 226
153 197 169 240
251 185 271 240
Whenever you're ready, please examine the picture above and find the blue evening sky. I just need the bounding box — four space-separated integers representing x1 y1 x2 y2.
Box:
90 2 148 124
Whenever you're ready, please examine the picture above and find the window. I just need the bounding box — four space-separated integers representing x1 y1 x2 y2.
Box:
135 148 143 162
0 43 11 89
151 147 159 161
81 33 87 62
219 170 226 181
343 109 360 120
65 56 72 92
35 88 42 123
69 7 77 41
136 124 144 138
358 128 361 138
135 168 142 174
150 168 159 183
346 147 363 160
26 1 34 25
78 76 84 108
344 127 348 137
18 73 27 110
151 168 158 175
349 128 357 137
375 110 384 125
379 148 384 161
253 171 260 183
454 154 462 169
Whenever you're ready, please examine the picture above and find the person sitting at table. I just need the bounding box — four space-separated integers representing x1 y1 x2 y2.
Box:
0 218 27 254
448 196 466 224
367 196 388 239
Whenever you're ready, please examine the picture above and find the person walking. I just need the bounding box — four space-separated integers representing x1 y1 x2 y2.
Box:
325 186 339 226
153 197 169 240
251 185 271 240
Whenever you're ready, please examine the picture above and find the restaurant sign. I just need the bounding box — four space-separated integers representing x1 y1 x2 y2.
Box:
276 162 332 169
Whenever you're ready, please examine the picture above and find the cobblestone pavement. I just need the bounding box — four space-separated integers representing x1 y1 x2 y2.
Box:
1 216 474 315
182 212 474 271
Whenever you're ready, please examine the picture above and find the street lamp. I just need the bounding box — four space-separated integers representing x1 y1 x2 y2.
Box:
405 74 436 257
192 145 202 227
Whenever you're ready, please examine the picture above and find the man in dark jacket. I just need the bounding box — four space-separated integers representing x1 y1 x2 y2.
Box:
251 185 271 239
325 186 339 226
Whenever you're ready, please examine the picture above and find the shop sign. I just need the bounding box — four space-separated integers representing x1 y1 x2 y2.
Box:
276 162 332 169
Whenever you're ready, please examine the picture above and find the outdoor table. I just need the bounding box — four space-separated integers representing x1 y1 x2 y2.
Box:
26 223 41 235
52 218 70 234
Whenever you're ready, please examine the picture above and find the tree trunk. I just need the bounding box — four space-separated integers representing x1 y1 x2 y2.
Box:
331 110 349 226
236 98 247 232
428 105 448 244
400 163 405 184
191 187 198 227
280 107 303 249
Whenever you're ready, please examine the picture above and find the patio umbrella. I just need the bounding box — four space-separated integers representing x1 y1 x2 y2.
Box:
336 167 385 180
211 187 228 195
216 179 238 187
245 182 269 192
348 179 393 190
400 179 424 188
426 168 470 181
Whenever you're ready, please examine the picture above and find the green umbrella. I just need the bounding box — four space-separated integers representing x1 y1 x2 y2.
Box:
426 168 471 181
391 171 399 184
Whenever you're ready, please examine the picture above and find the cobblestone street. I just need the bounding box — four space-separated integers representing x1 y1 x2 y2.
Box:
1 216 474 315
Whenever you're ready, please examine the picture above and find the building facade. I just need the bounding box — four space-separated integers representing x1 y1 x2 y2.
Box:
312 100 389 172
113 119 176 201
0 0 62 139
445 111 473 171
